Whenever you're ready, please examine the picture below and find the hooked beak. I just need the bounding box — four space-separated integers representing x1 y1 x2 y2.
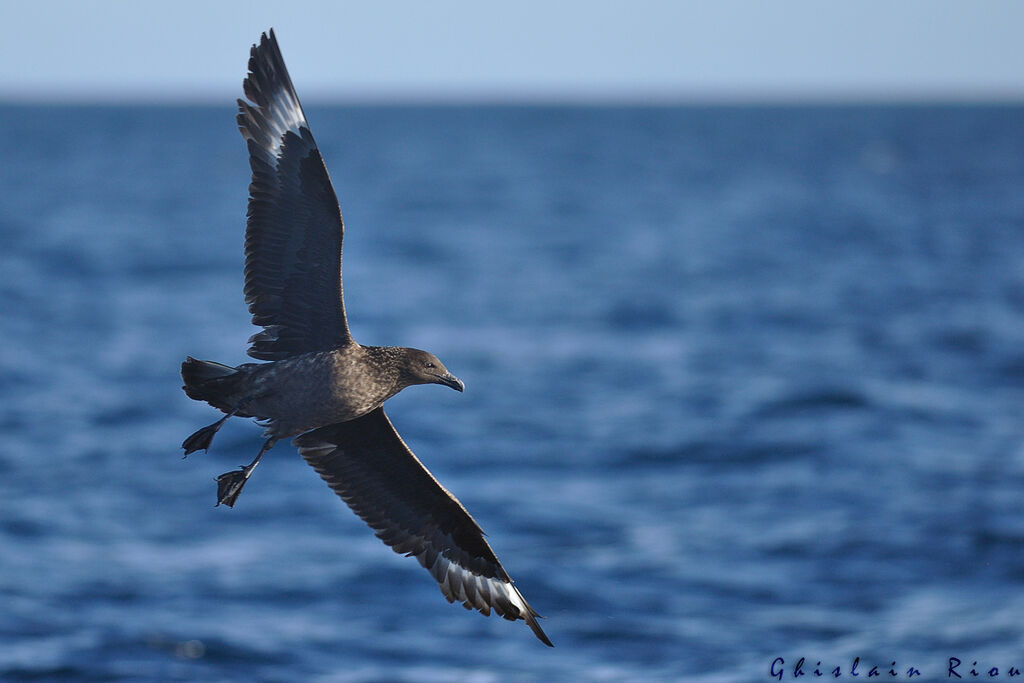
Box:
434 372 465 392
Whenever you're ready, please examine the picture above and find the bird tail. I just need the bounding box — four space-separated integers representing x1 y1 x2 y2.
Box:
181 357 247 414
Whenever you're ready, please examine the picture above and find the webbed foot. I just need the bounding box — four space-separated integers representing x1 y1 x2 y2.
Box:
215 467 253 507
213 436 276 507
183 424 219 455
182 410 236 456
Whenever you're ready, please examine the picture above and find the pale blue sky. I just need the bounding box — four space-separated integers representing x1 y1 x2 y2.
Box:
2 0 1023 102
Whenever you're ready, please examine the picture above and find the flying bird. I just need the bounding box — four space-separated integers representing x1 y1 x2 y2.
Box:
180 29 551 647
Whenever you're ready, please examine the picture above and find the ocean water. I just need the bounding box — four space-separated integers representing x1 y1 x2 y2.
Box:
2 103 1024 681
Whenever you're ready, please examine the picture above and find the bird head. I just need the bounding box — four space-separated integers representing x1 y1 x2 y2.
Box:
401 348 464 392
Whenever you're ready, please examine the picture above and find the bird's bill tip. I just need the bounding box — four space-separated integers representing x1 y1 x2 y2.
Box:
435 373 465 392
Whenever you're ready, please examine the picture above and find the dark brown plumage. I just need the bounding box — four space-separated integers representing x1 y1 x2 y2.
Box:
180 29 551 647
296 409 550 645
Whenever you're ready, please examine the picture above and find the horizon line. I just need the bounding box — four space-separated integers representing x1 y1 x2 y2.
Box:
4 86 1024 108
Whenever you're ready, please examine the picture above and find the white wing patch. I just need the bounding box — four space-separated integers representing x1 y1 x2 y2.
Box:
425 552 532 619
239 81 307 162
265 85 306 160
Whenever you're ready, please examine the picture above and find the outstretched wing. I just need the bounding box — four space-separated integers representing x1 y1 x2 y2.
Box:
237 29 351 360
294 408 552 646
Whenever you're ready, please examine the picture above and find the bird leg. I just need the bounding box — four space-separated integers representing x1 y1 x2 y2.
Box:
215 437 277 507
182 409 238 456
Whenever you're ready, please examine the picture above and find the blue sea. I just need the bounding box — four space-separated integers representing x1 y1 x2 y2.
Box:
2 103 1024 681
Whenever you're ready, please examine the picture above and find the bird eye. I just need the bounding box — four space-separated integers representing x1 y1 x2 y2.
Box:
425 361 436 369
